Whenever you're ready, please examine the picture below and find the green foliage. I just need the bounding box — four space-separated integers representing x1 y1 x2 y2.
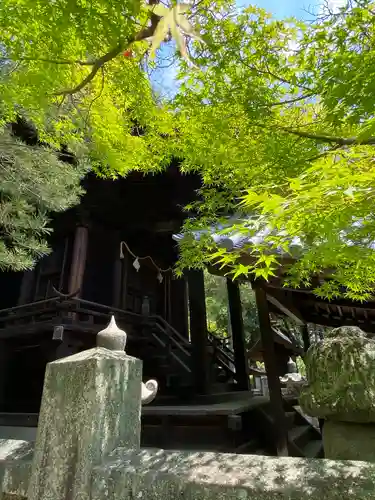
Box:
0 0 216 177
0 129 86 270
296 357 306 377
3 0 375 300
204 271 260 345
0 0 224 271
175 1 375 299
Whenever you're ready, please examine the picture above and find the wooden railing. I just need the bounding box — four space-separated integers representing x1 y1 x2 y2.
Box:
0 296 142 331
0 299 243 382
0 298 193 373
208 331 237 379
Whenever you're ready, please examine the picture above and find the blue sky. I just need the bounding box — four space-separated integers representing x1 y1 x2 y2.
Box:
239 0 320 19
242 0 346 18
152 0 345 96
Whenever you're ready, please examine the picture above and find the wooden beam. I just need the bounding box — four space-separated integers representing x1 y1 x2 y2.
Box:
303 312 375 332
254 285 289 456
112 233 122 309
17 271 36 306
266 292 304 325
226 279 250 391
68 226 89 296
0 340 8 411
187 270 210 395
301 297 375 311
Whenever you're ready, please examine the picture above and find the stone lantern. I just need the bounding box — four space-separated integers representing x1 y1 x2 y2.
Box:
280 357 306 398
299 326 375 461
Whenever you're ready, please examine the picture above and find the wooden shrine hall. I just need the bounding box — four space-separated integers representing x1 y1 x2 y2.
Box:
0 165 314 457
0 125 374 457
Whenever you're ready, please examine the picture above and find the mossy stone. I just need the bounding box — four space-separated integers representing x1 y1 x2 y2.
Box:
300 326 375 422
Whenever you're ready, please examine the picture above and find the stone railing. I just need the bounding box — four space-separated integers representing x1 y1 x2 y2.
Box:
1 319 375 500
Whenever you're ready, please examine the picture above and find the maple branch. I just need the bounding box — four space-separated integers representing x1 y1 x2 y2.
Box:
57 11 161 96
0 56 93 65
278 127 375 145
267 93 315 107
57 43 124 96
84 67 105 126
306 144 342 162
239 58 314 93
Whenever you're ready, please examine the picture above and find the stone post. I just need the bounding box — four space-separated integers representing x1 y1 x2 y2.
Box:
27 316 158 500
300 326 375 461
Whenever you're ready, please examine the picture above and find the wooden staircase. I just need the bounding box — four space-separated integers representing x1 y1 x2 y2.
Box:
127 317 323 459
287 405 323 458
253 401 323 458
126 318 239 395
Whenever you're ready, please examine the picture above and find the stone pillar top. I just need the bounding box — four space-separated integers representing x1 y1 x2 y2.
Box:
97 315 127 352
96 315 158 405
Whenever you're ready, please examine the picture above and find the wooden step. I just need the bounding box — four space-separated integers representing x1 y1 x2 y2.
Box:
233 440 258 454
289 425 310 444
285 412 295 428
303 440 324 458
252 449 271 456
141 422 229 451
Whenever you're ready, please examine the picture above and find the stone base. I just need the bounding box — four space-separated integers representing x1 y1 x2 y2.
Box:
324 420 375 462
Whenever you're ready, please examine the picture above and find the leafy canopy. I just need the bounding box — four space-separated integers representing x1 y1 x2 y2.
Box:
174 1 375 300
3 0 375 300
0 0 217 270
0 0 214 175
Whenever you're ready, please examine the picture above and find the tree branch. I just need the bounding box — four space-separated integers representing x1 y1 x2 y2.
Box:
278 126 375 145
84 67 105 126
239 58 314 93
305 144 342 162
267 93 315 107
0 56 93 66
57 43 124 96
56 11 161 96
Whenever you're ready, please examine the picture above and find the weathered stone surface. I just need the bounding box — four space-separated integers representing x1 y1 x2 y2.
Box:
0 440 33 500
300 326 375 422
28 347 142 500
323 420 375 462
92 448 375 500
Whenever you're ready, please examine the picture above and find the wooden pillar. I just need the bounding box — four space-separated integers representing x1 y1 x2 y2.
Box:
18 270 36 305
302 324 311 353
226 279 250 391
68 226 89 296
254 285 289 456
113 254 122 309
188 270 210 395
170 277 189 338
0 340 8 411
